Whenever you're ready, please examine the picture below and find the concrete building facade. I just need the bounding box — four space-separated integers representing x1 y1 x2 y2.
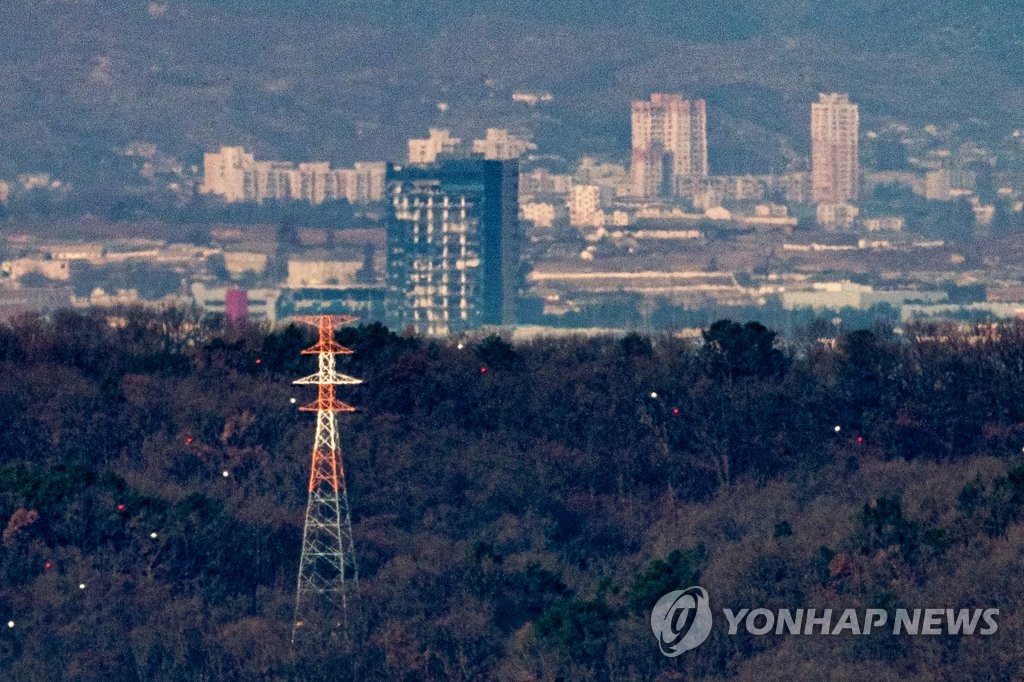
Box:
471 128 537 160
811 93 859 203
631 93 708 198
200 147 384 205
568 184 603 227
408 129 462 164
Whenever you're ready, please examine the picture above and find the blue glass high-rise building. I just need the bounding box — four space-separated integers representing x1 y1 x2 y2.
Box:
385 159 520 336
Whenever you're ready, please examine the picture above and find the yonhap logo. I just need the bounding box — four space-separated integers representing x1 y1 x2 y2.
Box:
649 586 999 657
650 586 713 656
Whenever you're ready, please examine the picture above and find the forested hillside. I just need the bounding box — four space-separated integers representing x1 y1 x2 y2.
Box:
1 311 1024 679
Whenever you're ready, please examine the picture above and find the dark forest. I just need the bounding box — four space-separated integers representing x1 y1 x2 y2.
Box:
1 310 1022 679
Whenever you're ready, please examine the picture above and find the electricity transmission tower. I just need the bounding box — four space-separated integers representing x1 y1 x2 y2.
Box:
291 315 362 642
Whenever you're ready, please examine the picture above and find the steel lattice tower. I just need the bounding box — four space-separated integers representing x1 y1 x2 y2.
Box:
291 315 362 642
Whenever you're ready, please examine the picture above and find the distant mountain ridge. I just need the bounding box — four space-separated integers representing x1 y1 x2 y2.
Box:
0 0 1022 183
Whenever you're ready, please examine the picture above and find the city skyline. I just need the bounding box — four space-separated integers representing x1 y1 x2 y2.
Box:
0 4 1021 340
197 89 864 208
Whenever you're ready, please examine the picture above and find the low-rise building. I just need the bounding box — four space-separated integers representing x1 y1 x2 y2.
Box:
471 128 536 160
862 216 905 232
281 286 386 321
817 202 860 229
286 259 363 289
521 202 556 228
191 283 281 324
408 129 462 164
520 168 573 198
223 251 269 278
2 258 72 282
781 282 948 310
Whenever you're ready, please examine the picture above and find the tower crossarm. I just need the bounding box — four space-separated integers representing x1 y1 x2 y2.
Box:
297 399 357 413
293 372 363 386
293 314 359 327
300 339 355 355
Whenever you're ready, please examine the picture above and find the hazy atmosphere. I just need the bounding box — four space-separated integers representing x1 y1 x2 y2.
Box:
2 1 1024 680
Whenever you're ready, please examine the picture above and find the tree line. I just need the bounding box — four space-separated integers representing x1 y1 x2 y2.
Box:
1 310 1023 679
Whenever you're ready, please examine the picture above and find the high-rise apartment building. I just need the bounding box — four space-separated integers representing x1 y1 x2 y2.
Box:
385 159 520 336
631 93 708 198
811 93 859 203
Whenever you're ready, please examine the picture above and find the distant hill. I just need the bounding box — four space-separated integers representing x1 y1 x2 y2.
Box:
1 0 1023 183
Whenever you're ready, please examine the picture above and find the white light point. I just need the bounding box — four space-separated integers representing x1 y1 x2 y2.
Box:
222 470 230 478
650 391 658 399
834 425 842 433
150 532 158 539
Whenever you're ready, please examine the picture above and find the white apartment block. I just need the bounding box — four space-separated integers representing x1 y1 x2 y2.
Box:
863 216 905 232
408 129 462 164
201 146 252 203
811 93 859 203
521 202 556 228
568 184 604 228
471 128 537 160
511 91 554 106
200 147 384 205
